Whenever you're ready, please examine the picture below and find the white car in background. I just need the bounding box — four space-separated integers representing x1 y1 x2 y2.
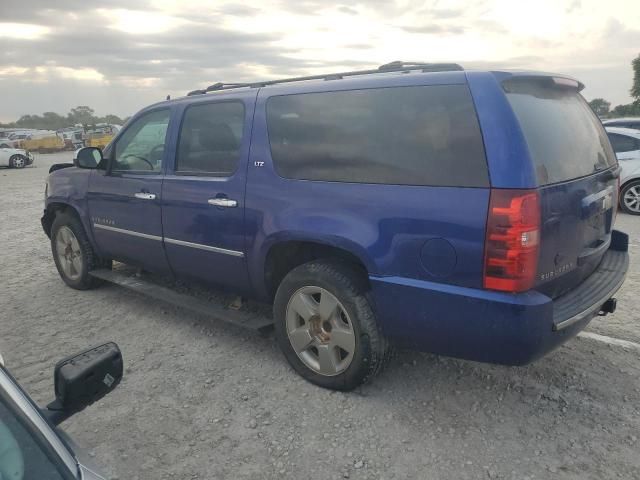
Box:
603 117 640 130
606 127 640 214
0 147 34 169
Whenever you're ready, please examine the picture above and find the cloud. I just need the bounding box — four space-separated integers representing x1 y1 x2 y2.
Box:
401 23 465 35
0 0 638 122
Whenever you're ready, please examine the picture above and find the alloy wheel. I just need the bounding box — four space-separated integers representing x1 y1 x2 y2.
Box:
56 226 83 281
623 185 640 213
285 286 356 376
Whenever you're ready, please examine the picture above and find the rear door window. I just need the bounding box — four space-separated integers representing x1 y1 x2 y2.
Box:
504 78 617 185
266 85 488 187
176 101 245 176
608 133 639 153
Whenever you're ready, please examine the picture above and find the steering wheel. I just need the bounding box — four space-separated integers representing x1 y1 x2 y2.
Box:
121 154 154 170
149 144 165 161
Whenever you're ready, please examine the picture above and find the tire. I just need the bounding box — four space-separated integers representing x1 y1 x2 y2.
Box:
51 211 111 290
620 180 640 215
9 155 27 169
273 260 390 390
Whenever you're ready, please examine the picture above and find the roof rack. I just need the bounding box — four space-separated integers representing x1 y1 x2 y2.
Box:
186 61 463 96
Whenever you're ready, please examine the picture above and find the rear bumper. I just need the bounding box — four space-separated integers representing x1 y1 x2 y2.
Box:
370 230 629 365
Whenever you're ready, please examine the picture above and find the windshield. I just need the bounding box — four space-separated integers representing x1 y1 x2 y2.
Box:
504 78 617 185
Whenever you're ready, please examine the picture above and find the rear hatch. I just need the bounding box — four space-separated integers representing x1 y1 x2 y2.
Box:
504 76 619 298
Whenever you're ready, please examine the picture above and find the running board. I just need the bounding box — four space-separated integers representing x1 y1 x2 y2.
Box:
89 269 274 333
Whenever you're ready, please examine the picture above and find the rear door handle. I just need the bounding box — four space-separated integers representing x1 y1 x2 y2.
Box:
134 192 156 200
208 198 237 208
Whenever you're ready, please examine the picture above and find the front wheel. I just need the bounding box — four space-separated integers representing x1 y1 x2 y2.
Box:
620 180 640 215
274 260 390 390
9 155 27 169
51 212 110 290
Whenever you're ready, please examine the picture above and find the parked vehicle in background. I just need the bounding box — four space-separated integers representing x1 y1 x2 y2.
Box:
0 147 34 168
22 133 66 153
59 128 86 150
83 124 120 149
0 343 123 480
42 63 628 390
0 133 29 149
603 117 640 130
606 126 640 214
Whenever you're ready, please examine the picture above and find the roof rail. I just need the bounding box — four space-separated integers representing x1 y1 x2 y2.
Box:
185 61 463 96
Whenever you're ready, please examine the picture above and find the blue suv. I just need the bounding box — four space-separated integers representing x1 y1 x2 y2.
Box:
42 62 629 390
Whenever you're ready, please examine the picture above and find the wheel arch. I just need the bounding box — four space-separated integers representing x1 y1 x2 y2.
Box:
43 201 100 253
262 238 373 301
620 175 640 191
42 202 82 237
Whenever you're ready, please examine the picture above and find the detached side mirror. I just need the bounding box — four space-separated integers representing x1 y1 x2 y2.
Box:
45 342 123 426
74 147 103 169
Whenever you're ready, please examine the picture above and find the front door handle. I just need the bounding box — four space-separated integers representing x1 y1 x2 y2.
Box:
208 198 237 208
134 192 156 200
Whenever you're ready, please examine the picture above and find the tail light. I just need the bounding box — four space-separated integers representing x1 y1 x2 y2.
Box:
483 189 540 292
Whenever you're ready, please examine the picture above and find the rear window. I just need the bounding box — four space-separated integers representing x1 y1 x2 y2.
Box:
266 85 488 187
504 78 616 185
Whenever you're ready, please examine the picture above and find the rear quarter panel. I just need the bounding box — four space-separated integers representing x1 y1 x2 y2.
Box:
465 71 536 189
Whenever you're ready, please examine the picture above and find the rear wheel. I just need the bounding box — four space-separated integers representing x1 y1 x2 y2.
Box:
274 260 390 390
620 180 640 215
51 212 110 289
9 155 26 169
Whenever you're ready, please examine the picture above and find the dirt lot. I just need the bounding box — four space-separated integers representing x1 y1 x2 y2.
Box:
1 153 639 480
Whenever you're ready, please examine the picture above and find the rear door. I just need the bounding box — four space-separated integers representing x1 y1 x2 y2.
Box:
161 92 256 292
503 77 619 298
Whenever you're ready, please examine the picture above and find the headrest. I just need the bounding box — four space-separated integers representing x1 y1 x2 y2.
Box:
198 123 238 151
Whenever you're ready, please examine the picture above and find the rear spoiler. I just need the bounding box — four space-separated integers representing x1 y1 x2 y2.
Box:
502 74 584 92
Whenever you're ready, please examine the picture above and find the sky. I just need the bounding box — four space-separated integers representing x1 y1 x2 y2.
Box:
0 0 639 122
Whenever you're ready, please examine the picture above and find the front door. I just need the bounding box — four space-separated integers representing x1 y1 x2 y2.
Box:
161 94 255 292
88 108 172 273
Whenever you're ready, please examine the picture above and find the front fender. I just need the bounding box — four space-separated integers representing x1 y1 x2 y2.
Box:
44 168 97 248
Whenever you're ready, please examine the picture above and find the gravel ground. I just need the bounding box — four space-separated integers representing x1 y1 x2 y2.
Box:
1 152 639 480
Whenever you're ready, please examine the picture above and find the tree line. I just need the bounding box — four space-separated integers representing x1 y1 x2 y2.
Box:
0 106 128 131
588 53 640 118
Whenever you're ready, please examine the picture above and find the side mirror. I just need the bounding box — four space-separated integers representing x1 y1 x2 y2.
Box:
74 147 103 169
45 342 123 426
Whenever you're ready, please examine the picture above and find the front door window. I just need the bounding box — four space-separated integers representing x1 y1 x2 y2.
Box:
113 109 170 172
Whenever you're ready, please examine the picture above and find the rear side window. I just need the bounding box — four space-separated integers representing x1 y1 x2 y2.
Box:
266 85 488 187
504 78 617 185
177 101 245 176
608 133 639 153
